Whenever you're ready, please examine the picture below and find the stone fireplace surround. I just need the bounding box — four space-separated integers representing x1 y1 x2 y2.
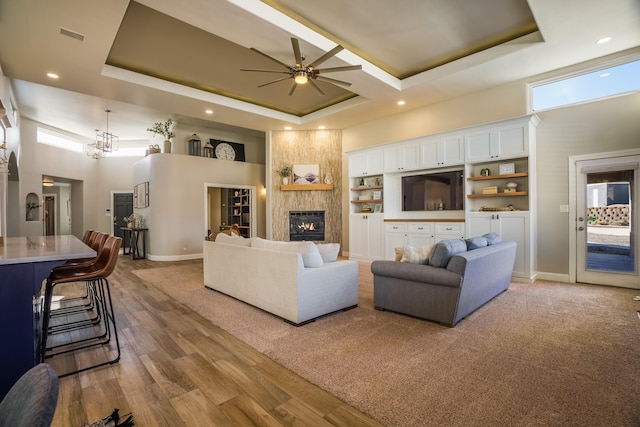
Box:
269 130 342 244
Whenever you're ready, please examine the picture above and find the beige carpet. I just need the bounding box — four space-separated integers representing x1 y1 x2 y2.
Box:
133 262 640 426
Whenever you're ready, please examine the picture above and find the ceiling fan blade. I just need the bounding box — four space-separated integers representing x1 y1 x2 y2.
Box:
288 81 297 96
315 65 362 74
249 47 293 71
258 76 292 88
240 69 291 74
315 75 352 87
308 45 344 69
291 38 303 66
309 80 325 96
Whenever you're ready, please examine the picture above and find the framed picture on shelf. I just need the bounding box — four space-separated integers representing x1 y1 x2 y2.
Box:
293 164 320 184
374 204 382 213
373 190 382 200
499 163 515 175
134 182 149 208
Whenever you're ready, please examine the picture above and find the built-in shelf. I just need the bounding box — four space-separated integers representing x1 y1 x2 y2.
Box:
467 172 528 181
467 191 528 198
350 185 383 191
281 184 334 191
351 199 383 204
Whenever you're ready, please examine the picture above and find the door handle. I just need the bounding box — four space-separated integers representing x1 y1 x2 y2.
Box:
578 226 585 231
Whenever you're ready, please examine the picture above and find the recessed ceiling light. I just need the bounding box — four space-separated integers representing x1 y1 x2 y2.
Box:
47 73 59 79
318 125 326 130
597 36 612 44
205 109 213 115
397 100 405 106
284 126 292 130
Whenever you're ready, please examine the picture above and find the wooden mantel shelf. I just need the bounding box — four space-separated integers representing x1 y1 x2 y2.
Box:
281 184 334 191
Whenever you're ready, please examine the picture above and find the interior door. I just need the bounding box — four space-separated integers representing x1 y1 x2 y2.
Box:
43 195 56 235
113 193 133 239
575 156 638 288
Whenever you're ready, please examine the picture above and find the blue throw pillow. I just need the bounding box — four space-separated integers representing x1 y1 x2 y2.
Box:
466 236 488 250
483 232 502 245
429 239 467 268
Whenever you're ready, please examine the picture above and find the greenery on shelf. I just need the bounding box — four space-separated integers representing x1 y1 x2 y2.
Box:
277 164 293 177
26 202 41 210
147 119 175 140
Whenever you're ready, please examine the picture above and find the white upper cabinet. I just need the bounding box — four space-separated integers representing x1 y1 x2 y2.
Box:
419 133 464 168
465 121 529 163
348 149 384 177
384 141 420 173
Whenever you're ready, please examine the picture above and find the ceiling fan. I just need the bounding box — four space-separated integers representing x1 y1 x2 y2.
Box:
241 38 362 96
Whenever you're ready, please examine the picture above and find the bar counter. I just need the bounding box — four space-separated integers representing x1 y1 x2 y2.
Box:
0 235 95 398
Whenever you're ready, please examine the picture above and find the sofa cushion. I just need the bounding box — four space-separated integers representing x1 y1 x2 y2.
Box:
251 238 324 268
215 233 251 246
483 232 502 245
429 239 467 268
317 243 340 263
400 244 434 264
394 247 404 262
466 236 488 250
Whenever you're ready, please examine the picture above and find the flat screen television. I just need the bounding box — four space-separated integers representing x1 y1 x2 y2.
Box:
402 170 464 211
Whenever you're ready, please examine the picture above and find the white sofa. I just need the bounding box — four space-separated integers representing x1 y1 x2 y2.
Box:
203 236 359 325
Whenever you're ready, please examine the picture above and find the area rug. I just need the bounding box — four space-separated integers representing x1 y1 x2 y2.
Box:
132 262 640 426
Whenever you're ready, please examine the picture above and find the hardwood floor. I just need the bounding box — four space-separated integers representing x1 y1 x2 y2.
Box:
47 255 382 426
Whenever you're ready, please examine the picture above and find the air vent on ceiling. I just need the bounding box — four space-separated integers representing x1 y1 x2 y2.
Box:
60 27 85 41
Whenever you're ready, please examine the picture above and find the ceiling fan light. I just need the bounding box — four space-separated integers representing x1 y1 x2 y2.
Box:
294 71 308 84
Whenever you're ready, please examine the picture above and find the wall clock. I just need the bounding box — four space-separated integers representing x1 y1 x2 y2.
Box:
215 142 236 160
210 139 246 162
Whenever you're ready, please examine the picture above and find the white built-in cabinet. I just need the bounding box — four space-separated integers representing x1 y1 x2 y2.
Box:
349 213 385 261
384 221 465 260
348 148 384 177
466 212 531 279
348 114 539 277
383 141 420 173
464 121 530 162
419 133 464 168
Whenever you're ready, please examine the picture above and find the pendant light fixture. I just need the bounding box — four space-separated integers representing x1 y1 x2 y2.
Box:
86 109 119 159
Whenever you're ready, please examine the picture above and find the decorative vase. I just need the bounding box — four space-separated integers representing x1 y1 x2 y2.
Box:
282 177 289 185
163 140 172 153
324 171 333 185
27 210 33 221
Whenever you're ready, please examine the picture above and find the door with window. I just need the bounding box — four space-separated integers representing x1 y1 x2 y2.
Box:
113 193 133 240
575 155 638 288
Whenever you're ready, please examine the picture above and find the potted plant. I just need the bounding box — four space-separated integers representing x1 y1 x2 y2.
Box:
278 164 293 184
26 202 41 221
147 119 175 153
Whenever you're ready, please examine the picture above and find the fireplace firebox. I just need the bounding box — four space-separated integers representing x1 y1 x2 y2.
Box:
289 211 325 241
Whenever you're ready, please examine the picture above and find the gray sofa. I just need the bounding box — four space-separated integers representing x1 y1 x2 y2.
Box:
371 240 517 327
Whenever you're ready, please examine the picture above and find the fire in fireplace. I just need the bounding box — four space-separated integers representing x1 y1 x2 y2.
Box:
289 211 325 241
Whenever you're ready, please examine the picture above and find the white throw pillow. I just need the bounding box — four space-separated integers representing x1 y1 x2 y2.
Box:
215 233 251 246
317 243 340 263
400 244 434 264
394 247 404 262
251 239 324 268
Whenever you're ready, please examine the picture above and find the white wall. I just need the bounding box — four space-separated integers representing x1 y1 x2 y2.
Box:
9 117 266 253
132 153 265 260
534 94 640 276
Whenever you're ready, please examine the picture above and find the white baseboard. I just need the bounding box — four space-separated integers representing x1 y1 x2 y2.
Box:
535 271 571 283
146 253 204 262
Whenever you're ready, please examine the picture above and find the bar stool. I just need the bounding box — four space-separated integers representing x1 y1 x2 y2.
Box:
50 231 108 317
40 236 122 376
